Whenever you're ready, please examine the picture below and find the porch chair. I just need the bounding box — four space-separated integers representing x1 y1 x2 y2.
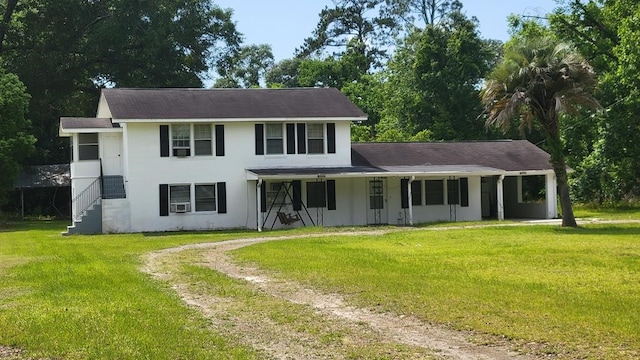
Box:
277 211 300 225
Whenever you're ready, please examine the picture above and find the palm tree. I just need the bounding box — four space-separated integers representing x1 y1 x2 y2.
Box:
481 37 601 227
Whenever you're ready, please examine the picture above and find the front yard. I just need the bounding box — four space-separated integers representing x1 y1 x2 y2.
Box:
0 210 638 359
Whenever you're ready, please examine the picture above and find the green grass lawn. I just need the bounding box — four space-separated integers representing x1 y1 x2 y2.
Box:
1 211 639 359
233 223 640 359
0 221 268 359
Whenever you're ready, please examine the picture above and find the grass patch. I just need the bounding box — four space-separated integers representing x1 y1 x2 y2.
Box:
233 223 640 359
168 250 440 359
574 204 640 220
0 221 279 359
1 209 639 359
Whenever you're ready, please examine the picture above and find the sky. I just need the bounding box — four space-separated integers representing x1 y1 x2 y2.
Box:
214 0 559 62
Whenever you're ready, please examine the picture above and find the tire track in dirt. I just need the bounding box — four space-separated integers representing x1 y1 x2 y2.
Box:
142 230 541 360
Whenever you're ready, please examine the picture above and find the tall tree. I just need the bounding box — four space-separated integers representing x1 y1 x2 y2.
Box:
550 0 640 202
265 58 303 88
385 0 463 28
0 66 35 206
376 10 497 140
296 0 399 69
1 0 240 164
481 37 601 227
215 44 274 88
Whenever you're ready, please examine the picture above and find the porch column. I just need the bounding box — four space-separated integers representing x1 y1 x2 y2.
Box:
408 176 415 225
497 175 505 221
545 173 558 219
257 179 263 232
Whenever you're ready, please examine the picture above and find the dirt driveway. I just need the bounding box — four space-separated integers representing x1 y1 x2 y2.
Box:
142 230 545 359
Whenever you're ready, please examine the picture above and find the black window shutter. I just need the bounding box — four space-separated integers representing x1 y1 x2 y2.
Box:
400 178 409 209
327 123 336 154
292 180 302 211
159 184 169 216
460 177 469 207
286 123 296 154
297 123 306 154
217 182 227 213
160 125 169 157
327 180 336 210
411 180 422 206
215 125 225 156
447 179 460 205
255 124 264 155
260 181 267 213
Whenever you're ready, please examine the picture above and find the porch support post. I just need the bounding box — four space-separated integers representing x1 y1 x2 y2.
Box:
408 176 415 226
497 175 505 221
257 179 263 232
545 173 558 219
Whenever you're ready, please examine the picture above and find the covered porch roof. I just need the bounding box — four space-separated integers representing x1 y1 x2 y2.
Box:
246 164 505 180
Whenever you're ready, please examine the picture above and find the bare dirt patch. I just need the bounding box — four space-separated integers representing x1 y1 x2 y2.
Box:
142 231 543 359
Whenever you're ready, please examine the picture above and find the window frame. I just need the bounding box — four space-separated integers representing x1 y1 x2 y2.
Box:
519 175 546 203
169 184 191 213
306 181 326 208
193 124 213 156
195 184 217 212
307 123 325 154
266 182 287 207
425 180 445 205
171 124 191 157
78 133 99 161
266 123 284 155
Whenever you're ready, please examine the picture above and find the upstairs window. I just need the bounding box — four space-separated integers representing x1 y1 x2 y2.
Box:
194 124 212 156
78 133 99 160
171 124 191 157
307 124 324 154
266 123 284 154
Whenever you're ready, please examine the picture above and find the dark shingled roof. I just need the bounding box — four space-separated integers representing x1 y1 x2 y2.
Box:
351 140 553 172
60 117 117 129
102 88 368 120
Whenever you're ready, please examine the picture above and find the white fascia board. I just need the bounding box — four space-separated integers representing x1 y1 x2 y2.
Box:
503 170 555 176
115 116 368 123
246 169 506 181
59 126 122 137
59 127 122 134
246 171 389 181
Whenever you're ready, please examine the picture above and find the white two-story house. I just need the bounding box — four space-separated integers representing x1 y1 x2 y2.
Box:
59 88 559 234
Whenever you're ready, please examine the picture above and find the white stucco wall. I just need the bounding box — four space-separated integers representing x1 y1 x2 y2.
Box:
102 199 131 233
113 120 354 232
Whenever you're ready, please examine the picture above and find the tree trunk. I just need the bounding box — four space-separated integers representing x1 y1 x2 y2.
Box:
0 0 18 54
547 137 578 227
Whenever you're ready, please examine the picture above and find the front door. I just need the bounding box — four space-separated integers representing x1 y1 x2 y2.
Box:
101 133 123 176
367 178 387 225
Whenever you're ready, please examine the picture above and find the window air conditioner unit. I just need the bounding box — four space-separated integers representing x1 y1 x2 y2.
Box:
173 148 190 157
171 202 191 213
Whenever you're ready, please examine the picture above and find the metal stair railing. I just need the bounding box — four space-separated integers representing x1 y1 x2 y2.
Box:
72 177 101 222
